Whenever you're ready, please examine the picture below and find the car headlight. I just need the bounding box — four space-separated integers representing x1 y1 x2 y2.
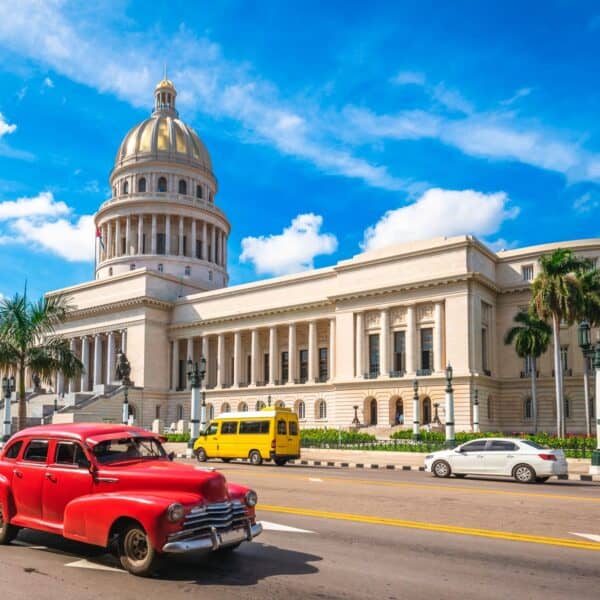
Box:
244 490 258 507
166 503 185 522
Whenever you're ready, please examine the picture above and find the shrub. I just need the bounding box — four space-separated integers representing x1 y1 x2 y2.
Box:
300 428 376 445
164 433 190 443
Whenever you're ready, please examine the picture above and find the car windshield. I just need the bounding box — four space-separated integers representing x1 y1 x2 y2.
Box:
520 440 548 450
91 437 166 464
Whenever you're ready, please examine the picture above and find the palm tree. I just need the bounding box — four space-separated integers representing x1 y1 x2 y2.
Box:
0 292 83 431
530 249 589 437
504 310 551 434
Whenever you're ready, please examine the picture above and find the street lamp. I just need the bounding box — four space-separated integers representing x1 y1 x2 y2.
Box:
412 379 420 441
186 356 206 457
577 320 593 436
445 364 456 448
267 395 272 408
352 405 360 426
472 388 480 433
2 375 15 442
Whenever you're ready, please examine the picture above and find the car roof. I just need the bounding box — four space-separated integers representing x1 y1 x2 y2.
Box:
9 423 152 443
462 437 523 443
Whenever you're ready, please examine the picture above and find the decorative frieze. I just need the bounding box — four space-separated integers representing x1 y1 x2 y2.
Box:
365 311 380 330
390 307 407 326
417 303 434 322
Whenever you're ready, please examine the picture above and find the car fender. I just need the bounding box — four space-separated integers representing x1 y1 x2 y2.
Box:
0 474 16 521
227 482 256 521
63 491 200 549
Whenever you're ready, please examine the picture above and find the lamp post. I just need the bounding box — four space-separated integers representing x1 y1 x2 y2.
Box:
591 342 600 475
412 379 420 441
186 356 206 457
445 364 456 447
577 321 593 437
122 385 130 425
352 405 360 426
2 375 15 442
267 395 272 408
472 388 480 433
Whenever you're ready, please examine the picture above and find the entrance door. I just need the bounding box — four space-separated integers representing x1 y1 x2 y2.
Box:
370 399 378 425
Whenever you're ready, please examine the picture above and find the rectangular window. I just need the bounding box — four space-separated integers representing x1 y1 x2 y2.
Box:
277 420 287 435
481 327 489 372
142 233 147 254
157 233 166 255
289 421 298 436
264 353 270 383
196 240 203 259
239 420 270 434
420 328 433 371
281 351 289 382
23 440 49 463
368 334 380 376
319 347 328 380
246 355 251 383
522 264 534 281
221 421 238 434
299 349 308 380
561 346 569 372
393 331 406 373
182 235 187 256
155 405 161 419
121 237 126 255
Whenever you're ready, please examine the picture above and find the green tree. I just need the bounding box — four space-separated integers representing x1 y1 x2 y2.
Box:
504 310 551 434
530 249 588 437
0 292 83 431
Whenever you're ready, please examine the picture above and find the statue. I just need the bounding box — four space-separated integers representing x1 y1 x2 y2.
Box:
116 351 132 386
32 373 41 391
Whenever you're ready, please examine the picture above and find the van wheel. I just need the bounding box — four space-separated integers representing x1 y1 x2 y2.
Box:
195 447 207 462
249 450 263 466
119 523 160 577
0 504 19 545
274 458 288 466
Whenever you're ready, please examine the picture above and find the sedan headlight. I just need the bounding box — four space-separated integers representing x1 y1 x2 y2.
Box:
166 502 185 522
244 490 258 507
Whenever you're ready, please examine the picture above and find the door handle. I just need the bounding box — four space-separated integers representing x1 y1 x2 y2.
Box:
13 469 22 478
45 472 57 482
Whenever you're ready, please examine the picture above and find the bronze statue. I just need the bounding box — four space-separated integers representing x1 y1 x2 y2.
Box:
116 351 132 386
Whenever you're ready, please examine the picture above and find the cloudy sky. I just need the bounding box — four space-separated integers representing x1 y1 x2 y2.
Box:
1 1 600 298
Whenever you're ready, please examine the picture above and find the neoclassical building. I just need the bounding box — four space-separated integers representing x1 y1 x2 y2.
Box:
15 79 599 434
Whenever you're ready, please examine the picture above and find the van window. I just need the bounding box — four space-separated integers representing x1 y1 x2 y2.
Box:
221 421 238 434
289 421 298 436
205 423 218 436
277 420 287 435
23 440 49 463
4 440 23 459
239 420 270 434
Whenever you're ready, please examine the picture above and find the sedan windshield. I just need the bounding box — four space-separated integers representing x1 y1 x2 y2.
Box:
92 437 166 464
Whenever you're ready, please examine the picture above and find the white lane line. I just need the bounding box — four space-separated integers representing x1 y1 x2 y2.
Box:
570 532 600 543
64 559 124 573
308 477 323 483
260 520 315 534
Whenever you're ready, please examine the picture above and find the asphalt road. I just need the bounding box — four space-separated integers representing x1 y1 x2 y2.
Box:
1 463 599 600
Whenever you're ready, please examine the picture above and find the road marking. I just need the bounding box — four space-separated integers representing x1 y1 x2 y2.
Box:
571 532 600 543
308 477 323 483
11 541 48 550
259 505 600 552
261 520 315 533
65 559 124 573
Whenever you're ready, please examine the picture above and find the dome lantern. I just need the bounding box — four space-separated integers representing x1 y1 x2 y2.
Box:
153 72 178 117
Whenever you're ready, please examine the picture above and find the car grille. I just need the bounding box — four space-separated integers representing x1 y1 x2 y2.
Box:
168 500 248 542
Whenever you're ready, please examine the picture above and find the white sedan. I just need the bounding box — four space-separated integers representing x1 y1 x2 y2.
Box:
424 438 568 483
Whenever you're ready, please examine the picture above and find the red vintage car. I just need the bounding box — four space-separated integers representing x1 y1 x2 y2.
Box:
0 423 262 576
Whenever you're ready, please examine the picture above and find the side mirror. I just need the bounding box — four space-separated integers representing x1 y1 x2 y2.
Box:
168 451 175 461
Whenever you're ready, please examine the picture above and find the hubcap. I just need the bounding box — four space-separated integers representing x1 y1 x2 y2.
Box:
516 467 530 481
435 463 448 476
124 529 148 562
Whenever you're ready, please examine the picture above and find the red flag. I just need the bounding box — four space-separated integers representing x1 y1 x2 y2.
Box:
96 227 105 249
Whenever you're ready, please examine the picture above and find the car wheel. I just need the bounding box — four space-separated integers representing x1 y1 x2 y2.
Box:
432 460 451 478
274 458 288 466
119 524 160 577
249 450 263 466
536 476 550 483
0 504 19 545
513 463 536 483
195 447 207 462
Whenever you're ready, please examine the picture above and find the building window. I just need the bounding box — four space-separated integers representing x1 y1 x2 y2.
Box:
561 346 569 373
246 355 251 384
138 177 146 193
178 179 187 195
155 405 161 420
317 399 327 420
176 405 183 421
591 397 596 418
299 349 308 381
142 233 146 254
487 395 492 420
122 181 129 195
184 266 191 277
209 192 213 203
522 264 534 281
158 177 167 192
481 327 489 373
196 240 202 259
157 233 166 255
281 351 289 382
129 263 136 271
264 353 270 383
207 404 214 421
108 267 113 276
564 396 571 419
297 400 306 420
256 400 266 411
209 270 213 281
121 237 126 255
238 402 248 412
393 331 405 373
196 184 203 199
157 263 164 272
422 397 431 424
182 235 187 256
221 402 230 413
420 328 433 372
318 347 328 380
368 334 380 377
524 397 533 420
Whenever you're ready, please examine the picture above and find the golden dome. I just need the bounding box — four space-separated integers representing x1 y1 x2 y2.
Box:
155 78 175 90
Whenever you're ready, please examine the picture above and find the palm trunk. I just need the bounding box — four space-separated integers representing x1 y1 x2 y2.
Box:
17 359 26 431
531 356 538 435
551 314 564 438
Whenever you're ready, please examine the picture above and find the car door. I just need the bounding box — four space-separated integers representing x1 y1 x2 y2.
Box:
483 440 519 475
219 421 238 458
451 440 489 474
42 441 93 524
11 438 49 521
202 423 220 457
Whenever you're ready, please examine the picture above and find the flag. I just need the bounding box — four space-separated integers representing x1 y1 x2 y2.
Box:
96 227 105 249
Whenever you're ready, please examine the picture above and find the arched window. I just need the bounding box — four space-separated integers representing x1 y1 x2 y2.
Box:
176 404 184 421
178 179 187 195
238 401 248 412
207 403 214 421
422 397 431 424
138 177 146 193
184 266 191 277
275 400 285 408
122 181 129 195
158 177 167 192
317 399 327 420
524 397 533 420
296 400 306 420
221 402 230 413
256 400 266 411
196 185 203 199
370 398 378 425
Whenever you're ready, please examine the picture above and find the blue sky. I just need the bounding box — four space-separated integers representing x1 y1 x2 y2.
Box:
1 1 600 299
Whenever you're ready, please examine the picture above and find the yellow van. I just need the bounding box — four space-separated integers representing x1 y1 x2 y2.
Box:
193 407 301 466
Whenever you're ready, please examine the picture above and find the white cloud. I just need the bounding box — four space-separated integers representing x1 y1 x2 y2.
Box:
0 191 69 220
43 76 54 88
573 192 600 213
362 188 519 251
0 113 16 138
392 71 426 86
240 213 338 276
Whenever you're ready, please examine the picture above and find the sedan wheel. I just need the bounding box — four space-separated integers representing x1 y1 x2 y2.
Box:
432 460 451 478
0 504 19 545
513 463 536 483
119 524 159 577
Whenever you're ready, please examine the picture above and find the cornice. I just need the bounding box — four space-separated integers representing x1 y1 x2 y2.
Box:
64 296 173 320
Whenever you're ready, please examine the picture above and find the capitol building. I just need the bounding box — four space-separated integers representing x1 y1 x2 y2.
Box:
28 79 598 433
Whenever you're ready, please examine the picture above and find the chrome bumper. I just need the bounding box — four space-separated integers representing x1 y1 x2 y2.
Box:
162 521 263 554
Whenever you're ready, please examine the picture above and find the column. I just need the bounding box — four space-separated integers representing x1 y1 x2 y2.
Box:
106 332 116 384
150 214 157 255
221 231 225 266
125 216 131 255
250 329 259 385
121 329 127 353
165 215 171 256
217 333 225 387
288 323 296 384
191 219 197 259
80 337 90 392
269 326 277 385
308 321 317 382
202 221 207 260
137 215 144 254
329 318 335 380
380 308 389 377
355 312 364 378
202 336 209 386
406 305 416 374
115 219 121 257
186 337 194 390
68 339 76 393
434 301 443 373
171 339 179 391
178 216 184 256
106 221 113 259
211 225 216 263
233 331 241 387
93 334 102 386
101 224 107 261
